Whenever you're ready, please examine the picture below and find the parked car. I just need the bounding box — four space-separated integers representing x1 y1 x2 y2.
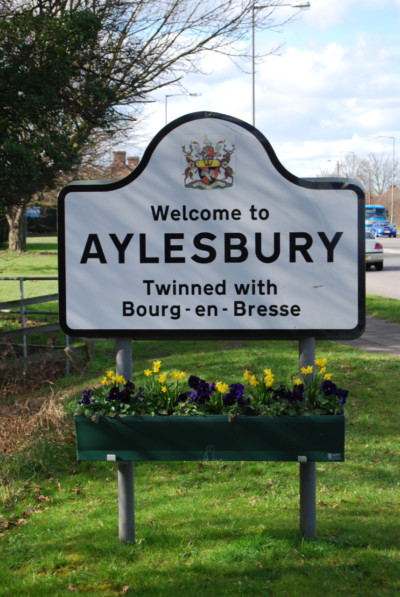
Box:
370 220 397 238
365 219 374 231
365 230 384 270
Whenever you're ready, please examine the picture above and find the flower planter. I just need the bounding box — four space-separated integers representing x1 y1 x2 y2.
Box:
74 414 345 462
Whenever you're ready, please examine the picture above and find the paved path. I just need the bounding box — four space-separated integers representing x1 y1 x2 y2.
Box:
337 315 400 357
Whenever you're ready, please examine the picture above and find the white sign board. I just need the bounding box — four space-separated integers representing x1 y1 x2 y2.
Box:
58 112 365 339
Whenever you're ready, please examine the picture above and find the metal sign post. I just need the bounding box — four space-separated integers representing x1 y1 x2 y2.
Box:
116 338 135 543
299 336 316 538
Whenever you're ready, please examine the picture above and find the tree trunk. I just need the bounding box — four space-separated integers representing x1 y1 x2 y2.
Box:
6 204 26 252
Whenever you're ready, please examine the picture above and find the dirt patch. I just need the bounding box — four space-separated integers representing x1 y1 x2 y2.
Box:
0 397 62 454
0 355 72 455
220 340 247 350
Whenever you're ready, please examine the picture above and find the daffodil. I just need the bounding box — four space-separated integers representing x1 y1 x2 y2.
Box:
172 371 185 380
263 368 274 387
250 375 259 386
264 374 274 388
301 365 313 375
315 358 327 367
144 369 152 377
158 372 168 384
216 381 229 394
153 360 161 373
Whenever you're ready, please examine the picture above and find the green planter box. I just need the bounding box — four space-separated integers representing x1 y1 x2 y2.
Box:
74 414 345 463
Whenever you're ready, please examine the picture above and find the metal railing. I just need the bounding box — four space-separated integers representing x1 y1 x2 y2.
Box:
0 277 92 374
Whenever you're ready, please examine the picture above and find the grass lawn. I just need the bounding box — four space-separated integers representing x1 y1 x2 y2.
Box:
0 237 400 596
0 340 400 597
0 236 58 305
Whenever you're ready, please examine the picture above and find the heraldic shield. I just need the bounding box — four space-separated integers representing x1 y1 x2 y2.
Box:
182 136 236 189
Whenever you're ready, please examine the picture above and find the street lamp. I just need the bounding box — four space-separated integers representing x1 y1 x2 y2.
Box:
165 93 200 124
252 2 311 126
374 135 395 223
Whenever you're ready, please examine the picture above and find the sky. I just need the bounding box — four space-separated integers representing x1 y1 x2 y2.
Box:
122 0 400 179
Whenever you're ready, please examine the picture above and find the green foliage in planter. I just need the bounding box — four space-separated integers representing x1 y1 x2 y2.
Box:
73 357 348 420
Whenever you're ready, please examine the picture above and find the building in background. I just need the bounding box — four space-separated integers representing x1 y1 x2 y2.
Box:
108 151 140 180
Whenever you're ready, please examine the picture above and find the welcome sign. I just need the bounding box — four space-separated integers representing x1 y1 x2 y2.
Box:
58 112 365 339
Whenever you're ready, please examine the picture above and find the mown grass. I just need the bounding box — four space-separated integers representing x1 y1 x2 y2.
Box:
366 293 400 323
0 236 58 322
1 238 400 595
0 340 400 597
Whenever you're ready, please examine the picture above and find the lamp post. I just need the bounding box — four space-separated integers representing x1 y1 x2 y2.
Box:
165 93 200 124
252 2 310 126
374 135 395 223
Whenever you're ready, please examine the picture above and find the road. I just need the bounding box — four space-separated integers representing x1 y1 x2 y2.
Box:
366 236 400 300
336 235 400 355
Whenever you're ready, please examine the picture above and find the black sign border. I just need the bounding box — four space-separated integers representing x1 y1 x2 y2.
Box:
58 111 365 340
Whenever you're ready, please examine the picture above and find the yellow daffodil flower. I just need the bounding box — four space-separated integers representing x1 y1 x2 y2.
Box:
172 371 186 380
301 365 313 375
144 369 152 377
250 375 259 386
315 358 327 367
243 370 250 381
153 360 161 373
264 374 274 388
324 373 332 380
216 381 229 394
158 372 168 384
295 378 303 386
106 370 114 378
161 386 167 393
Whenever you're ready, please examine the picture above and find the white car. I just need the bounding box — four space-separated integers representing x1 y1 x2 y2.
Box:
365 230 383 271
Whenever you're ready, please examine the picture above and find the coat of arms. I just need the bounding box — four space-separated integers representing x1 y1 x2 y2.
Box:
182 137 236 189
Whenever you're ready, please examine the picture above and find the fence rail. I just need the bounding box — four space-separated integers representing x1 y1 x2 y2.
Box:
0 277 93 374
0 292 59 310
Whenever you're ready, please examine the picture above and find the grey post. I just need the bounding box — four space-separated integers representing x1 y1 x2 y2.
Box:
298 337 317 539
116 338 135 543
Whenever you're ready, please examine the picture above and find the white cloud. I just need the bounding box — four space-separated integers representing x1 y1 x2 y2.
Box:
124 1 400 179
301 0 357 30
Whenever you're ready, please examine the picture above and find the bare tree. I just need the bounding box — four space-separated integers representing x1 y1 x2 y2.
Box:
1 0 298 251
320 151 399 199
361 152 398 196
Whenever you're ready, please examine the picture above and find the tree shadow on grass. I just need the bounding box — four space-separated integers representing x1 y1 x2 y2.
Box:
2 513 399 597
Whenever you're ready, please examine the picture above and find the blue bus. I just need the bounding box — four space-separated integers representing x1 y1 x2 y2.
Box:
365 204 387 228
